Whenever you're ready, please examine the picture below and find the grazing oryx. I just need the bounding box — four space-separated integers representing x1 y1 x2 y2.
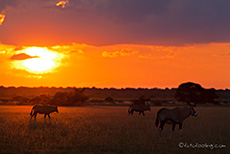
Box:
155 106 197 138
128 102 151 116
30 105 58 122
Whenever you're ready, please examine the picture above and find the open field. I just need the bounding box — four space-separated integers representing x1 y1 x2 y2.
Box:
0 106 229 154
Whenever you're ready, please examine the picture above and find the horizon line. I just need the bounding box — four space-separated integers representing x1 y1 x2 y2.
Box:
0 85 229 91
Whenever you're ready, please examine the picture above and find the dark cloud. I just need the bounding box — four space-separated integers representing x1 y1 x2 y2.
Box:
0 0 18 12
10 53 39 60
96 0 172 23
0 0 230 46
94 0 230 45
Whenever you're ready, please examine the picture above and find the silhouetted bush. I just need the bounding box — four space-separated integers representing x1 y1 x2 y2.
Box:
105 96 114 102
12 96 30 105
30 94 51 105
49 88 89 106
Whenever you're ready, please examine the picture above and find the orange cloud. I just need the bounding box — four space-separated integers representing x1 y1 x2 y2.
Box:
102 49 139 58
0 13 5 25
56 0 69 8
213 52 230 57
51 43 85 54
0 43 18 55
160 52 176 59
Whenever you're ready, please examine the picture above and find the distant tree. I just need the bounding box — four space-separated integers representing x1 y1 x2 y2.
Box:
49 92 71 106
12 96 29 105
149 95 155 99
105 96 114 102
30 94 51 105
132 95 150 105
175 82 218 106
69 88 89 106
49 89 89 106
202 88 219 104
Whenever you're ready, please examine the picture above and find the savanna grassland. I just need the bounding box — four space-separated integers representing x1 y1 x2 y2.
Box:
0 106 229 154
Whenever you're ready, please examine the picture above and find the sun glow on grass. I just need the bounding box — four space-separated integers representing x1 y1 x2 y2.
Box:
0 106 229 153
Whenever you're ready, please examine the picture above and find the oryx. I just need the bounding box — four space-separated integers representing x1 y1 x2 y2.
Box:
128 102 151 116
30 105 59 122
155 106 197 138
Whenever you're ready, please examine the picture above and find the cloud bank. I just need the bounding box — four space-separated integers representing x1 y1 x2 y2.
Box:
0 0 230 46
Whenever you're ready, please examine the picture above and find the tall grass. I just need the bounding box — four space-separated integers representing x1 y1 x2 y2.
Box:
0 106 229 153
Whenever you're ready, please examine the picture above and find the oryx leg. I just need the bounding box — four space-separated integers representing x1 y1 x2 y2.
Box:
44 114 47 122
34 112 37 123
179 123 183 137
34 112 37 119
142 112 145 116
30 113 34 121
128 109 132 115
48 114 51 123
159 120 166 138
169 124 176 138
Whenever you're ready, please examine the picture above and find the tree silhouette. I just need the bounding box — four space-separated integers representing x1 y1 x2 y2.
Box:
30 94 51 105
49 92 70 106
105 96 114 102
70 88 89 106
175 82 218 106
201 88 219 104
49 88 89 106
12 96 29 105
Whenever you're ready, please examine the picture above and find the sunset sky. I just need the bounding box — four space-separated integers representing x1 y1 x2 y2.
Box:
0 0 230 89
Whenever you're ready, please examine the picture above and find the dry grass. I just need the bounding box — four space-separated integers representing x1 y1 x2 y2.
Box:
0 106 229 154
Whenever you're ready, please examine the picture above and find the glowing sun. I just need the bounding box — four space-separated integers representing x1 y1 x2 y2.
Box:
12 47 62 74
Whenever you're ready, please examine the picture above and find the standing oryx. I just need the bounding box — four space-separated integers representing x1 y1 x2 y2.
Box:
128 102 151 116
155 106 197 138
30 105 59 122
